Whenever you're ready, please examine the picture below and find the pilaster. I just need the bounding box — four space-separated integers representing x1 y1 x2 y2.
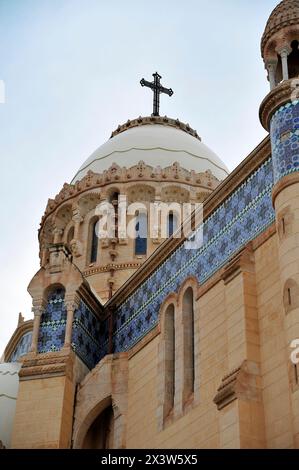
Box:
214 245 266 448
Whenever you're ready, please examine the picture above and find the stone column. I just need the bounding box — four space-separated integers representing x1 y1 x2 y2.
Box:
98 194 109 248
279 47 291 81
266 59 278 90
64 298 79 348
118 194 128 244
30 305 44 353
72 212 83 240
152 191 162 244
214 246 266 448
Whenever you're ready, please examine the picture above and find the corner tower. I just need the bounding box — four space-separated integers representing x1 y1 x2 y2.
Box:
260 0 299 448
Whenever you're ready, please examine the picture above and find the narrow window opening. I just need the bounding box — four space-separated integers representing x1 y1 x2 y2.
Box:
282 217 286 235
164 304 175 416
135 211 147 255
288 287 292 306
167 212 178 237
289 40 299 79
183 287 195 401
90 219 99 264
295 364 299 385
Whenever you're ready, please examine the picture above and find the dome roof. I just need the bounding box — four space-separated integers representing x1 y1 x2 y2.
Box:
261 0 299 55
71 117 229 183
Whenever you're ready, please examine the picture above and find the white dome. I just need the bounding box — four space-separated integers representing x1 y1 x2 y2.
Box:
0 362 20 448
71 119 229 183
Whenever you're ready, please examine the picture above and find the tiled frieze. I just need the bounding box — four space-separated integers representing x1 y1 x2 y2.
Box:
72 300 106 369
98 158 275 357
271 100 299 182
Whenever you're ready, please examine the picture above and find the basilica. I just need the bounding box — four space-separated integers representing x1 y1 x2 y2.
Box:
1 0 299 449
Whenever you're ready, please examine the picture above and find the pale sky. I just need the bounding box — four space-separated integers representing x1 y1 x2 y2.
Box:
0 0 279 355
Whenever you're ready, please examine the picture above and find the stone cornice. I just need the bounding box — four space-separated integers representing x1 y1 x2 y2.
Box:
84 262 142 277
213 361 261 411
260 80 294 131
110 115 201 141
19 349 75 381
106 136 271 308
213 365 242 410
39 162 219 235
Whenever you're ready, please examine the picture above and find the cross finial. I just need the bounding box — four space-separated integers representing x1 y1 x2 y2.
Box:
140 72 174 117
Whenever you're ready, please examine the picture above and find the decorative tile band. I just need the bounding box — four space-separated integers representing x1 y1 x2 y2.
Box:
9 332 32 362
271 100 299 183
72 300 107 370
97 157 275 357
37 157 277 366
38 288 66 353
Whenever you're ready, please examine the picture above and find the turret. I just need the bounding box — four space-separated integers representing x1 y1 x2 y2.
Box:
260 0 299 448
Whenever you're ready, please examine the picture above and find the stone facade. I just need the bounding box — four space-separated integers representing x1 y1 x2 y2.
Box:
2 0 299 450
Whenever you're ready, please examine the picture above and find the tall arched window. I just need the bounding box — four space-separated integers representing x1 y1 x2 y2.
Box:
38 286 66 353
288 40 299 79
90 219 99 264
135 211 147 255
183 287 195 401
167 212 178 237
164 304 175 417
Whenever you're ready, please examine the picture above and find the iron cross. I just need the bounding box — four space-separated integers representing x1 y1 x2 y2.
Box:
140 72 174 116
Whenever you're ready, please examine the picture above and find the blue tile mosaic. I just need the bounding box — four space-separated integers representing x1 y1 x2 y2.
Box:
72 300 105 369
271 100 299 183
98 157 275 358
9 331 32 362
37 288 67 353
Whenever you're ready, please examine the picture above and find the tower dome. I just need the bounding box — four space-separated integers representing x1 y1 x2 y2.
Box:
261 0 299 57
261 0 299 91
71 116 229 183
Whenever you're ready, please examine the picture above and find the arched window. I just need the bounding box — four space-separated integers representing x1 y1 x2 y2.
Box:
164 304 175 417
90 219 99 264
135 211 147 255
182 287 195 401
167 212 178 237
9 331 33 362
288 40 299 79
275 55 283 84
38 287 66 353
